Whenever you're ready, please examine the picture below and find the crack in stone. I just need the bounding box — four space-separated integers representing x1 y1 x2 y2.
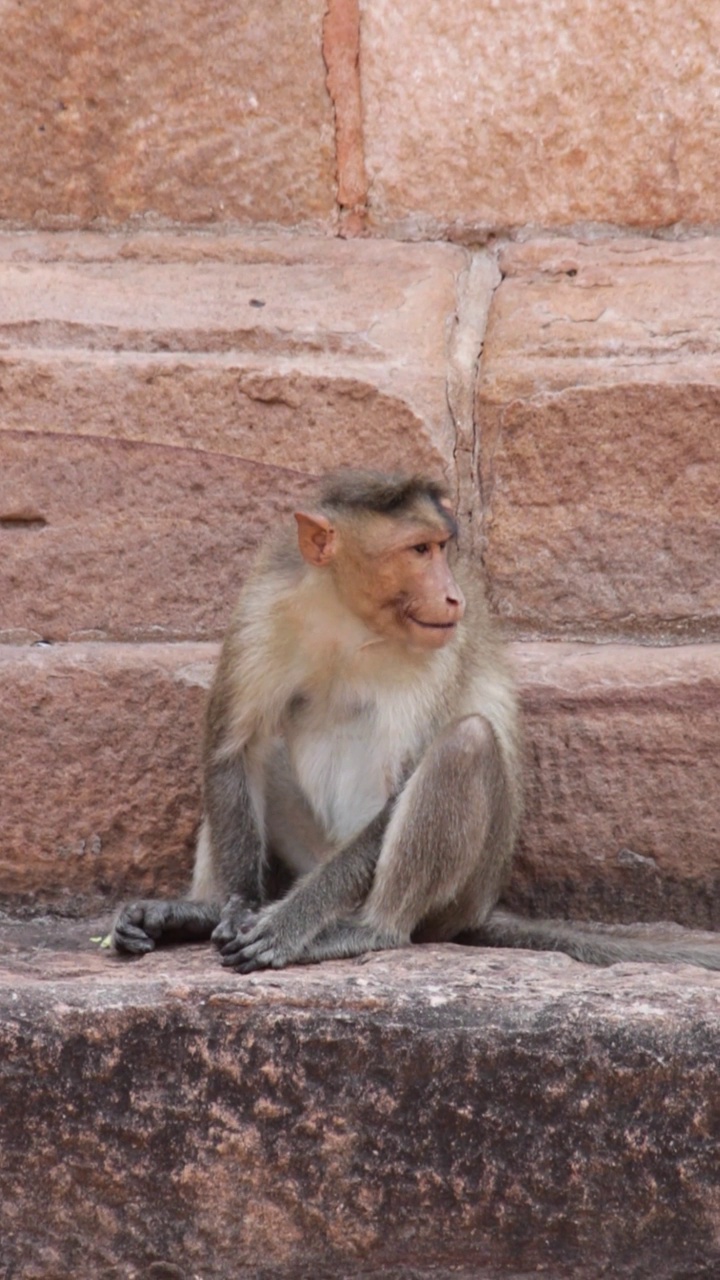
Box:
322 0 368 237
446 251 502 556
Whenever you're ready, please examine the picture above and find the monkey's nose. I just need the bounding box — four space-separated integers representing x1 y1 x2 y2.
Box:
448 588 466 617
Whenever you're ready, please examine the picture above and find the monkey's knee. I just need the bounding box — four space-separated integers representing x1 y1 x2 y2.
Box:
364 714 505 937
439 713 497 763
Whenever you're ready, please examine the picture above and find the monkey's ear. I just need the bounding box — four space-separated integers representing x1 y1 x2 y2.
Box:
295 512 337 567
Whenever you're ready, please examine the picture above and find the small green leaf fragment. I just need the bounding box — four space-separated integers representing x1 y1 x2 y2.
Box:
100 934 113 949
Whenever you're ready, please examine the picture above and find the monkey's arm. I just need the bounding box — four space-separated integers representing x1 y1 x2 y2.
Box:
112 898 223 955
213 805 394 972
112 745 263 955
113 679 267 955
202 754 264 905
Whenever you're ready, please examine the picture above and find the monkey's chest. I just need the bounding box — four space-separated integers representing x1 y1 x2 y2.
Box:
284 697 415 845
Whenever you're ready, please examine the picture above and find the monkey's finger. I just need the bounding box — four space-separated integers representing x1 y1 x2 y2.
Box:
113 924 156 955
211 922 234 946
239 919 273 945
212 912 259 947
142 904 174 938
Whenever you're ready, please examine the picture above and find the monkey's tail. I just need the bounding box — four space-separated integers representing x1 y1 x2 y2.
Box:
464 908 720 970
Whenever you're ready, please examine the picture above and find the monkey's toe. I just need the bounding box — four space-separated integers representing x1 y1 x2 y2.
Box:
219 937 280 971
217 934 247 959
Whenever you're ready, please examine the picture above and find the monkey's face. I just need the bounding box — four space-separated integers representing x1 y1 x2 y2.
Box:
336 518 466 651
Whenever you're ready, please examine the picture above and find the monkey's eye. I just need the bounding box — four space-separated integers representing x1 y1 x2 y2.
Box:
411 542 431 555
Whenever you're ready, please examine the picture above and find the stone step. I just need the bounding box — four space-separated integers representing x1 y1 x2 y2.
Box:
2 640 717 928
479 238 720 643
2 233 719 644
1 915 718 1279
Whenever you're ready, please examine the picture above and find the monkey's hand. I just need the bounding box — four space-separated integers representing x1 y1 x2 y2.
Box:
113 901 168 954
113 898 221 954
214 898 303 973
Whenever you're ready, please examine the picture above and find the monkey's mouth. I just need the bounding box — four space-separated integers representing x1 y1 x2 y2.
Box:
407 615 457 631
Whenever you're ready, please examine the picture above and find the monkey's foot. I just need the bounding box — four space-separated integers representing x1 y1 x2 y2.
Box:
216 907 408 972
298 921 406 963
112 899 220 955
215 901 304 973
211 895 261 950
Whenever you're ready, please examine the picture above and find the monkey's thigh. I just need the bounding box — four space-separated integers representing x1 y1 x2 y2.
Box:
363 714 508 939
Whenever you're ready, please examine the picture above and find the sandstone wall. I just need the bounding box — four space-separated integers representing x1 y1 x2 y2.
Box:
1 0 719 236
1 232 718 926
0 0 336 230
1 3 718 925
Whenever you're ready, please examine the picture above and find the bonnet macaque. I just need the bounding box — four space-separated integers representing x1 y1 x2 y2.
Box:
113 471 720 972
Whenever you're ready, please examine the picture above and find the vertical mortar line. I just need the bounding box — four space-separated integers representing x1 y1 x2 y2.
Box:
472 251 505 567
446 250 502 559
322 0 369 236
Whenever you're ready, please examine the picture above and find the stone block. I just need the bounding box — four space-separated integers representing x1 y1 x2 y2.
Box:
2 641 718 930
512 642 720 929
0 0 335 228
1 432 321 643
360 0 720 234
0 643 212 912
0 232 469 641
1 929 719 1279
477 239 720 641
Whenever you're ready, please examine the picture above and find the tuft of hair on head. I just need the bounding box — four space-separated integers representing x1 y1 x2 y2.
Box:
318 469 458 535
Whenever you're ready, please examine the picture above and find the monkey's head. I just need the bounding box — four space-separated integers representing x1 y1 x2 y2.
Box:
295 471 466 651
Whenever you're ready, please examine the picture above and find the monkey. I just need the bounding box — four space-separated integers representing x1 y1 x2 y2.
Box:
113 470 720 972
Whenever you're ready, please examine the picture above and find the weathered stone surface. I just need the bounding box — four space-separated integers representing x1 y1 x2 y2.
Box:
512 642 720 928
1 924 719 1280
0 232 470 640
0 643 213 913
2 641 718 928
0 0 335 228
1 432 320 642
477 238 720 641
360 0 720 235
0 232 464 452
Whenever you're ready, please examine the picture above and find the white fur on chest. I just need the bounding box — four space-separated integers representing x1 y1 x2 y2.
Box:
286 679 426 845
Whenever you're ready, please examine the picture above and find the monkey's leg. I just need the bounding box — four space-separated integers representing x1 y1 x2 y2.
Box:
298 920 404 963
363 713 513 941
112 899 222 955
220 714 511 972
